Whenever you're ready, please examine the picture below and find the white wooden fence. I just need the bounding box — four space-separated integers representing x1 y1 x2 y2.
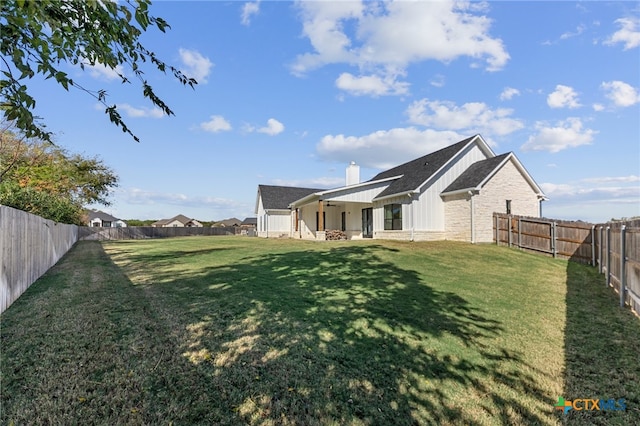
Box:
0 206 78 314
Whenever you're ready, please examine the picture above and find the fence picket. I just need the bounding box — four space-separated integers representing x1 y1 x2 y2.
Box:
494 213 640 316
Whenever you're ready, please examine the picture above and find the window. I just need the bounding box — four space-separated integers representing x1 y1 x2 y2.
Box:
341 212 346 232
384 204 402 230
506 200 512 215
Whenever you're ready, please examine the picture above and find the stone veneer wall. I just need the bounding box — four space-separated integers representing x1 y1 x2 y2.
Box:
473 160 540 243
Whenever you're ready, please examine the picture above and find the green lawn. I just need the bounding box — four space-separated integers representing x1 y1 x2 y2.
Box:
1 237 639 425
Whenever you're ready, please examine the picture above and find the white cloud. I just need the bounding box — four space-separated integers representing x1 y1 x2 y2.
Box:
521 118 596 153
335 72 409 96
540 180 640 222
406 99 524 138
541 176 640 222
581 175 640 184
317 127 467 169
560 24 586 40
122 188 243 209
292 1 509 96
271 177 344 189
179 48 214 83
87 63 124 81
541 183 640 206
547 85 581 109
499 87 520 101
241 1 260 26
592 103 605 112
604 17 640 50
200 115 232 133
601 80 640 107
257 118 285 136
430 74 446 88
118 104 164 118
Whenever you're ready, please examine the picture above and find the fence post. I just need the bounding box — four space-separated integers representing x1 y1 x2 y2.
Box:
551 222 557 258
599 226 604 274
620 225 626 308
606 226 611 288
591 225 595 267
508 214 512 247
494 214 498 245
518 217 521 249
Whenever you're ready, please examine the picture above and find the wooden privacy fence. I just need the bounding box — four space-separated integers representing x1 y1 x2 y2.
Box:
1 205 78 314
494 213 640 315
78 226 248 241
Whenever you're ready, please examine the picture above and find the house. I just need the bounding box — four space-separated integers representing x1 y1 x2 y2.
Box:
215 218 242 227
152 214 203 228
86 210 127 228
255 134 545 243
240 217 257 228
255 185 324 238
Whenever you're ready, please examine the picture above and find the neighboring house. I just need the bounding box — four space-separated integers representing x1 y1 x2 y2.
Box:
152 214 203 228
240 217 257 228
255 134 545 243
86 210 127 228
215 218 242 227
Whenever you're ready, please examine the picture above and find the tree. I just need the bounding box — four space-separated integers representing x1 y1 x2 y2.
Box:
0 124 118 224
0 0 196 143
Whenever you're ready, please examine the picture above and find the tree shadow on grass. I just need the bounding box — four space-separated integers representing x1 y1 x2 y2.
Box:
118 242 557 425
562 261 640 425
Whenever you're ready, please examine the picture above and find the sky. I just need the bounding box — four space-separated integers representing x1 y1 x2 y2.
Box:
16 0 640 223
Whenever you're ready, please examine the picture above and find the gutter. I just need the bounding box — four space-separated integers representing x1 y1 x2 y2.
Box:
374 189 419 203
290 175 403 208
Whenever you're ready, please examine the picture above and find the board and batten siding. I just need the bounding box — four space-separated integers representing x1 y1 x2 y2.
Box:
1 206 78 314
473 159 541 243
404 143 489 232
324 180 390 204
256 197 292 238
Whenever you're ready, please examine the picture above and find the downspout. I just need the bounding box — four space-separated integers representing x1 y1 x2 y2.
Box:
408 193 415 241
468 191 475 244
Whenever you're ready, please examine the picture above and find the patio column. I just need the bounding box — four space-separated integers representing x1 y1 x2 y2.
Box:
318 200 324 231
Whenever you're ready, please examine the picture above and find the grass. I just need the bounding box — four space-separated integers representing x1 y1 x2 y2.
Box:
1 237 639 425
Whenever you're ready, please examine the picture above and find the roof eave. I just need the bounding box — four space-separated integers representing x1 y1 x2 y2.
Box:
416 134 494 194
373 189 420 202
440 187 481 197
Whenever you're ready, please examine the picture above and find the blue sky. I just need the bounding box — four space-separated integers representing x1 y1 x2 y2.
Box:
23 1 640 223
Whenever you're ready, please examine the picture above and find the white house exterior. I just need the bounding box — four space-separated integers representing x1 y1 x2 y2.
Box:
255 135 545 243
255 185 321 238
86 210 127 228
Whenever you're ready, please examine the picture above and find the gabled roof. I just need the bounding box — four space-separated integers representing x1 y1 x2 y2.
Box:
153 214 196 226
241 217 257 226
87 210 120 222
441 152 544 196
442 153 510 194
370 135 483 200
217 218 241 227
258 184 322 210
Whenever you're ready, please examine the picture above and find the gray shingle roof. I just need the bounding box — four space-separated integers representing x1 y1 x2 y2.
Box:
87 210 119 222
241 217 257 226
259 185 322 210
443 153 511 193
370 135 477 199
153 214 195 226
